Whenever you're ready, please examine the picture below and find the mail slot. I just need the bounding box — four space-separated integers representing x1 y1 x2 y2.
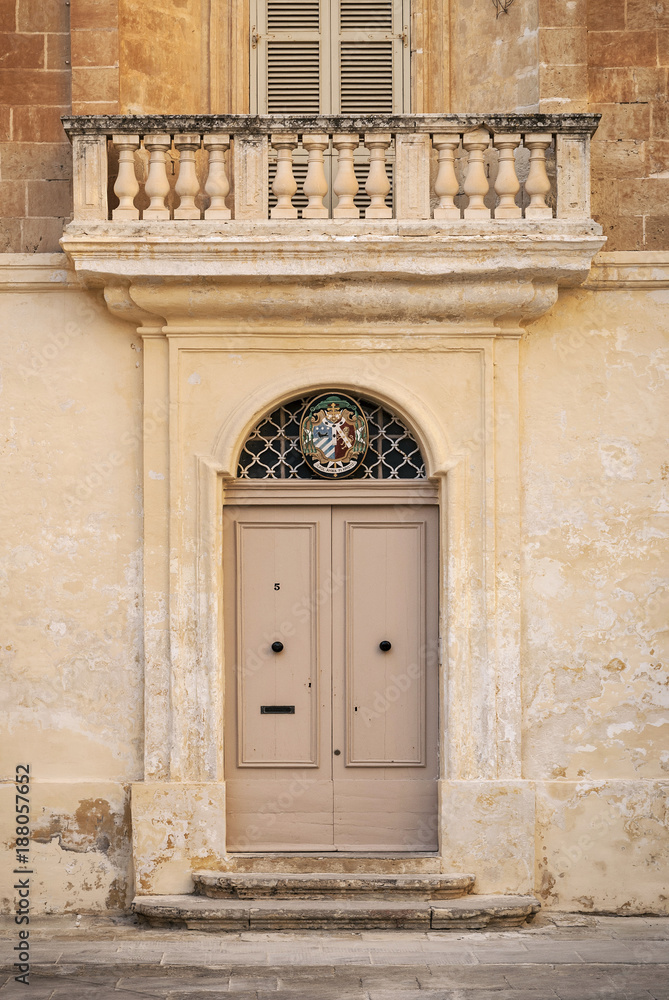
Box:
261 705 295 714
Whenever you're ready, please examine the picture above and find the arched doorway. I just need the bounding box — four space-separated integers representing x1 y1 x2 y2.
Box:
223 393 439 851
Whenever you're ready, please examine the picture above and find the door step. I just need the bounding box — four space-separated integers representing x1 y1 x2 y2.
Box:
215 853 442 874
133 893 541 931
192 870 476 899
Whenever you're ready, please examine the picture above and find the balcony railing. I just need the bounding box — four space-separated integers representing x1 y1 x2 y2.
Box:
62 114 600 225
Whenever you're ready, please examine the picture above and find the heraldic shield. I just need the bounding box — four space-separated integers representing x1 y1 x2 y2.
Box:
299 393 369 478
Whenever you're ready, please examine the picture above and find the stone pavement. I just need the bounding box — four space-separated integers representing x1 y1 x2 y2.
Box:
1 913 668 999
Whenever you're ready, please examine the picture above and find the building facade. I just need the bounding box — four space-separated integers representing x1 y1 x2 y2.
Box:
1 0 668 919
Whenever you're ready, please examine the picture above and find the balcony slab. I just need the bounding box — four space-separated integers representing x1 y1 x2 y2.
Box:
61 219 604 330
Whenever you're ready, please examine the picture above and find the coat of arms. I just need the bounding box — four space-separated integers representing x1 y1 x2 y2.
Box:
299 393 369 478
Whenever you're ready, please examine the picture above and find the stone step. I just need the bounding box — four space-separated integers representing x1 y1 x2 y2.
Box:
133 894 541 931
218 852 442 874
193 870 476 899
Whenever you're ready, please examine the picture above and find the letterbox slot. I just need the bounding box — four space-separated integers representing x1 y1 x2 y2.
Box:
261 705 295 714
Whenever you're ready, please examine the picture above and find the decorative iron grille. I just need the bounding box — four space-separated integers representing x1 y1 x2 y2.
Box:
237 395 426 479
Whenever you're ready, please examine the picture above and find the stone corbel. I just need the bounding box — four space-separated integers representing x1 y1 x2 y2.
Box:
103 283 167 332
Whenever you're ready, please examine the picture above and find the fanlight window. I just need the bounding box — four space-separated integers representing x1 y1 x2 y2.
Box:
237 395 426 480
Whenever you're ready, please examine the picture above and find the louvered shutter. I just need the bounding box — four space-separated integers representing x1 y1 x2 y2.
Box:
256 0 323 114
253 0 408 115
332 0 406 114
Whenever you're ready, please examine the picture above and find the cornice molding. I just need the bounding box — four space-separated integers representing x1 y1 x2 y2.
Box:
0 253 78 290
586 251 669 289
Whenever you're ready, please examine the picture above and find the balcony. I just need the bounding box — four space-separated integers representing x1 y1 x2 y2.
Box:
60 113 605 329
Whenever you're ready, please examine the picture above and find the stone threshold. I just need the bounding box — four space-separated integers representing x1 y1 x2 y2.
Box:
193 871 475 899
217 853 443 874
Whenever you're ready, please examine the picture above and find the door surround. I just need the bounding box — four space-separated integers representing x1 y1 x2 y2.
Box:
130 348 523 893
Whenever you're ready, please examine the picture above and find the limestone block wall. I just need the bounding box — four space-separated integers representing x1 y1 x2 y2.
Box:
0 260 143 912
1 0 668 250
585 0 669 250
0 0 72 252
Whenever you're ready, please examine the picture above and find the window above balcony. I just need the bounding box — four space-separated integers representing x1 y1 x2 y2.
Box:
250 0 410 115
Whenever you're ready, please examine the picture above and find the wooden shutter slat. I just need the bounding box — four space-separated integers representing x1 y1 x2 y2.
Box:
340 0 392 30
267 40 321 113
267 0 320 31
339 40 393 114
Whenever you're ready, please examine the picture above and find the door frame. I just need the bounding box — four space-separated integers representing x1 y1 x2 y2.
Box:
222 482 440 851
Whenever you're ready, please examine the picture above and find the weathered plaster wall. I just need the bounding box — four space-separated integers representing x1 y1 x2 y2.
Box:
0 261 143 912
520 279 669 912
449 0 540 113
119 0 208 115
521 283 669 783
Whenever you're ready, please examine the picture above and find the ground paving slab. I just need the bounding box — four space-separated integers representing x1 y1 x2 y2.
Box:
0 914 668 998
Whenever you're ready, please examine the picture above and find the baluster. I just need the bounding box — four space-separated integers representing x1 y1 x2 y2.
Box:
364 132 392 219
462 129 491 218
174 133 201 220
332 133 360 219
302 133 329 219
432 133 461 220
270 133 298 219
524 133 553 219
203 134 231 220
112 134 140 220
143 133 171 220
492 132 522 219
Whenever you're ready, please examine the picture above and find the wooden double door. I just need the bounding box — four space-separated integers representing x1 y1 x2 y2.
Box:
224 497 439 851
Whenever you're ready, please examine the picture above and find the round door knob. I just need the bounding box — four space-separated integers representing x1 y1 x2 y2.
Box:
379 640 392 652
334 749 341 756
271 641 284 653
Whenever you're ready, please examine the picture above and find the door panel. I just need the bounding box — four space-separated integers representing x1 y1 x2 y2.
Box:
235 520 319 766
343 519 425 765
333 778 438 850
225 777 334 852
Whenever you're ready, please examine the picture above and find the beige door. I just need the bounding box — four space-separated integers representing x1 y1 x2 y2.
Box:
224 501 438 851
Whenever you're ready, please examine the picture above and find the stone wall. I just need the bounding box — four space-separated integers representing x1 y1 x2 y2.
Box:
584 0 668 250
521 279 669 782
0 0 73 252
0 260 143 912
1 0 668 250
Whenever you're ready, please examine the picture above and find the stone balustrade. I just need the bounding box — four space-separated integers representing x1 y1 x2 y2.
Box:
62 114 600 224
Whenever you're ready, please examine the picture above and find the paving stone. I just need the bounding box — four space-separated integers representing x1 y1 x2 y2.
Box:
365 992 556 1000
575 941 669 963
359 970 421 988
554 985 654 1000
419 965 516 987
257 992 365 1000
51 989 155 1000
117 975 231 995
229 974 279 989
0 982 56 999
167 994 258 1000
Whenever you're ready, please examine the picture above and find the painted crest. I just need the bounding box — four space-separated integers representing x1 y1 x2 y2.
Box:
299 393 369 479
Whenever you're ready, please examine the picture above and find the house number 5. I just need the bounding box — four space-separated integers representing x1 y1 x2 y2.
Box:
274 583 280 590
